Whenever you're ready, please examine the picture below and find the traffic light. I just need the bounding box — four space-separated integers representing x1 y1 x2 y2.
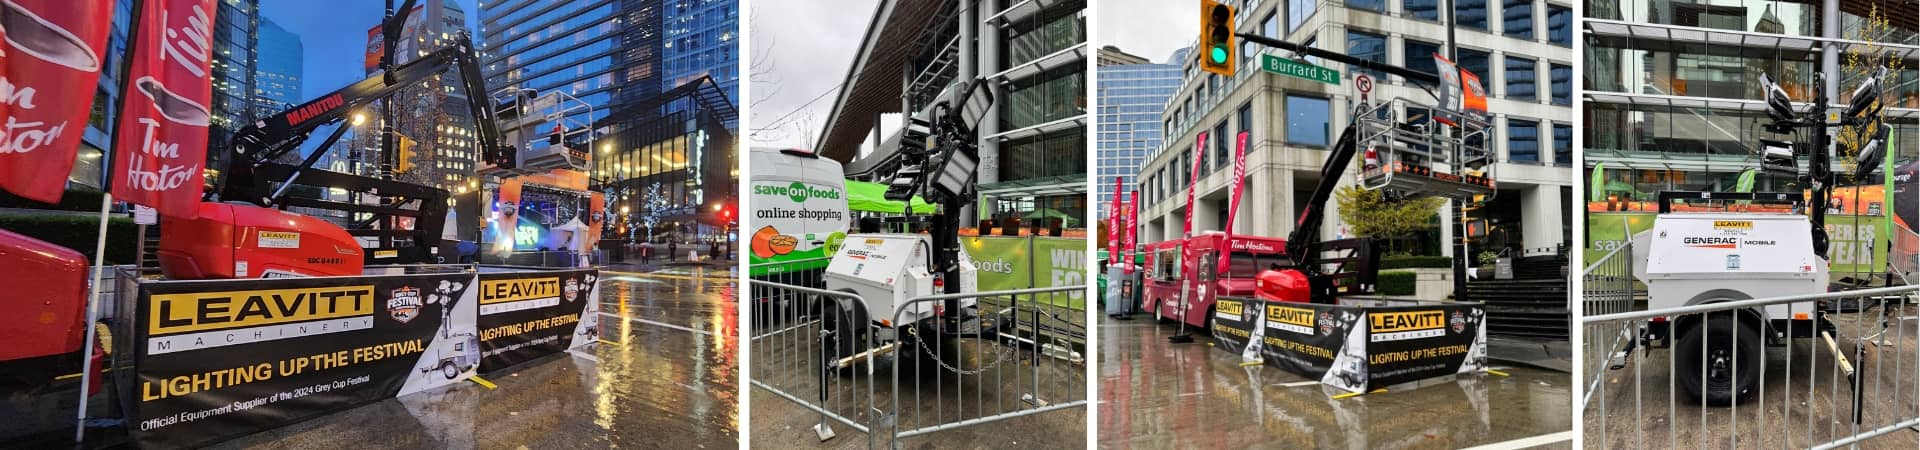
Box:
484 142 517 169
395 135 417 174
1199 0 1236 77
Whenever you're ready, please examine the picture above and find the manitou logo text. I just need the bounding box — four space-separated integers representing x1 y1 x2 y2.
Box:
286 94 343 126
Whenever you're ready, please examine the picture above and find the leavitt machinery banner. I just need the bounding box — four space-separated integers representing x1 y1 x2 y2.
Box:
476 269 601 372
1209 297 1483 393
1357 304 1487 390
1259 302 1357 380
131 272 479 449
1208 297 1258 353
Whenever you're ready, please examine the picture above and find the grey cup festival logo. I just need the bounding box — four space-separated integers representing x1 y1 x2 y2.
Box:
387 285 423 323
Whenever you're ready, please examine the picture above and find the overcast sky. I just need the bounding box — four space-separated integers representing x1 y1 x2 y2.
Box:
1098 0 1196 64
747 0 883 151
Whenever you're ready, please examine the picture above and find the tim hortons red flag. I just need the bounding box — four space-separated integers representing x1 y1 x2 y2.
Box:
1218 131 1250 270
1108 176 1121 262
1181 132 1207 294
111 0 216 219
0 1 114 203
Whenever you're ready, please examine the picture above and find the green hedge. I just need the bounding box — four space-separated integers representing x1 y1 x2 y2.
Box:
1379 270 1417 295
1380 255 1451 270
0 214 139 265
0 187 109 212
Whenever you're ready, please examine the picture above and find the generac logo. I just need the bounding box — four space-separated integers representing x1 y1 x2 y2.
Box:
148 286 374 335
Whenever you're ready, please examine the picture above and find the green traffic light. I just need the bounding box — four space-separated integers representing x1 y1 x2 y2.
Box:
1210 46 1228 64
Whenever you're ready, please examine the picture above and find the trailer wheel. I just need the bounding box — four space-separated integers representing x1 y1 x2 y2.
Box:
1153 298 1173 325
1675 312 1761 406
442 361 458 380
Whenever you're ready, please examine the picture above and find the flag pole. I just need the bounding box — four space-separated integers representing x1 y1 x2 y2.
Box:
75 0 144 442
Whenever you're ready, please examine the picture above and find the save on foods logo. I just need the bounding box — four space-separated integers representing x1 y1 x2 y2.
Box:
754 182 841 203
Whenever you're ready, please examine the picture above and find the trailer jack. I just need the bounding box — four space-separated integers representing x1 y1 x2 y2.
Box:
1821 329 1866 425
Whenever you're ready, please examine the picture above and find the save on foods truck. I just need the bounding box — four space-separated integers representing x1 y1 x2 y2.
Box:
747 147 851 285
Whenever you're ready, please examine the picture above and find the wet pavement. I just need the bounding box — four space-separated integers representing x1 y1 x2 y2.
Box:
1586 306 1920 449
204 268 741 449
746 289 1088 449
1098 316 1572 449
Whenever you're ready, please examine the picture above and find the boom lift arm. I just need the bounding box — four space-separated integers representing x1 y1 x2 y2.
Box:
208 0 512 264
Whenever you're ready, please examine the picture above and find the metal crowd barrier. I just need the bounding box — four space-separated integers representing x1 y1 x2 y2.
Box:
747 281 1087 449
1582 284 1920 449
746 279 882 447
886 286 1087 447
1581 238 1637 412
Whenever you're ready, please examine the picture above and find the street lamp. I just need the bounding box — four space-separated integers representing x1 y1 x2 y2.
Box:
352 112 366 125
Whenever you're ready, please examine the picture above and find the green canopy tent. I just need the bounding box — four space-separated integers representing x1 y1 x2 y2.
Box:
844 179 935 214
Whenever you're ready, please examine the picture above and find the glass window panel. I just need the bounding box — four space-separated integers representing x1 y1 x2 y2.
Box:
1286 96 1331 147
1506 56 1536 100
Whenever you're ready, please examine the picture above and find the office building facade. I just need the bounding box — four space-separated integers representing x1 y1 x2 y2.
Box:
1134 0 1575 257
1583 0 1919 199
820 0 1090 226
363 0 479 190
478 0 658 127
66 0 135 191
253 17 304 120
663 0 739 127
1096 46 1184 218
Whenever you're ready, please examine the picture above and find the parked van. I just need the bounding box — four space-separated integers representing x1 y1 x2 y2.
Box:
747 147 851 285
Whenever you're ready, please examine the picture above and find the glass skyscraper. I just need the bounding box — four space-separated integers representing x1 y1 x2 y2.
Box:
478 0 655 126
1095 46 1183 218
252 17 303 120
662 0 738 127
211 0 260 158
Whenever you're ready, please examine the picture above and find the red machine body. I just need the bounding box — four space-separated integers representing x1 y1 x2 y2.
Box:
157 202 365 280
0 228 90 363
1139 232 1290 328
1254 269 1312 303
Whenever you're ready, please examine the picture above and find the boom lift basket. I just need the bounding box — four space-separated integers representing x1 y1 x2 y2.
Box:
1354 99 1497 201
